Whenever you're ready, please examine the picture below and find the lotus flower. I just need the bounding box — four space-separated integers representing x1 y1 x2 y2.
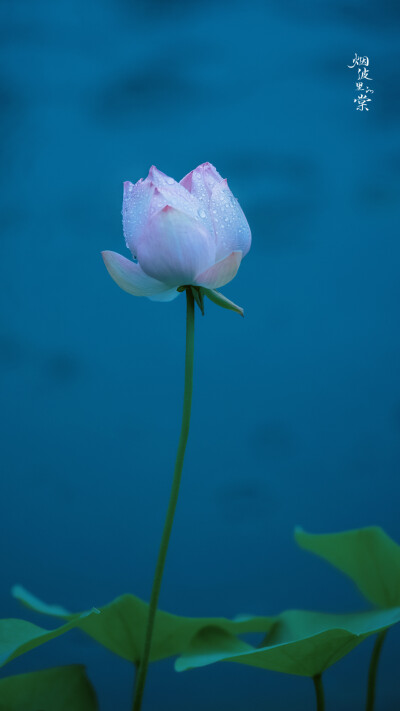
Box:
102 163 251 303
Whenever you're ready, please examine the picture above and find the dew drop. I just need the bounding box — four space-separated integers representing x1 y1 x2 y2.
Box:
166 178 175 185
198 208 206 219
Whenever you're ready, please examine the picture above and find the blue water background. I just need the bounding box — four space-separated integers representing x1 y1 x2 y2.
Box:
1 0 399 708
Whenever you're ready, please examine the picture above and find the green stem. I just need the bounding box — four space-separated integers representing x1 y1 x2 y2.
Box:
313 674 325 711
366 630 387 711
132 288 195 711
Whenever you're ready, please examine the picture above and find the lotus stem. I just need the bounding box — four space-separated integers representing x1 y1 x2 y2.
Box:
366 630 387 711
132 288 195 711
313 674 325 711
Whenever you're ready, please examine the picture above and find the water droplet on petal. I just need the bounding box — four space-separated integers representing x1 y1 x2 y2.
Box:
166 178 175 185
198 208 206 219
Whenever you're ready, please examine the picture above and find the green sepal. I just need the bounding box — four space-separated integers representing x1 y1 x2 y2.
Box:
202 288 244 317
190 287 205 316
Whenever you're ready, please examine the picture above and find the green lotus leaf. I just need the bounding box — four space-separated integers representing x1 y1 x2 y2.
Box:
175 606 400 677
12 586 274 664
0 665 98 711
0 609 97 669
295 526 400 608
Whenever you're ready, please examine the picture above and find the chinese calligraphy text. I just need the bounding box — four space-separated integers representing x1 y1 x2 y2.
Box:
348 53 374 111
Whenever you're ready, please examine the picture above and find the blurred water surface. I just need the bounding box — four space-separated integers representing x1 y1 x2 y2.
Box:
1 0 400 708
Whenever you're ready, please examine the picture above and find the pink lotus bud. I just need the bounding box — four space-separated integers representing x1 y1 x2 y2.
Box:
102 163 251 303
